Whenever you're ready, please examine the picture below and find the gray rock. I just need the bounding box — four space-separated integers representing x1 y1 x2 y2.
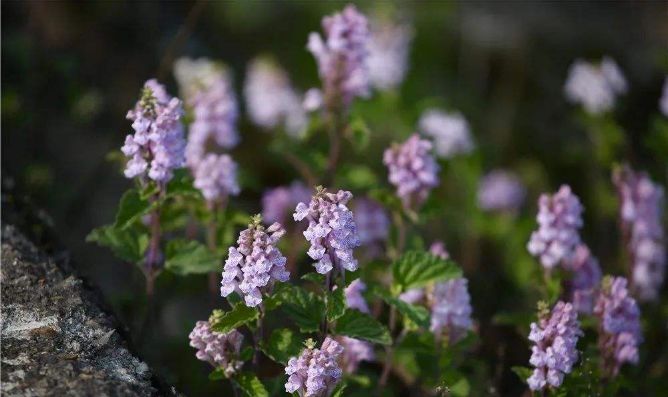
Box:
1 225 172 396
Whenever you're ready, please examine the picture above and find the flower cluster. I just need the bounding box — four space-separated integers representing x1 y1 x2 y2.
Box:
122 79 186 183
293 188 361 274
418 109 474 159
285 337 344 397
262 182 312 224
192 153 240 203
244 57 306 136
613 166 665 301
220 216 289 307
527 301 582 391
367 15 413 91
307 5 370 111
661 77 668 117
175 57 239 162
527 185 584 269
564 57 627 114
383 134 440 209
593 277 642 377
564 244 602 314
429 278 474 342
353 198 389 246
189 320 244 377
477 170 526 212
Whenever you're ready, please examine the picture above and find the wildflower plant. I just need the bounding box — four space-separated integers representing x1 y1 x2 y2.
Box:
85 3 668 396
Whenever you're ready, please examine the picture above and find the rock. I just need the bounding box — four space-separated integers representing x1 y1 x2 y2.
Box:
1 225 174 396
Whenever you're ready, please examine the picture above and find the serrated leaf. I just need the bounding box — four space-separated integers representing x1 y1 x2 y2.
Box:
233 373 268 397
372 287 430 328
114 189 153 229
260 328 303 365
334 309 391 345
86 225 148 263
327 287 346 322
511 366 533 384
210 304 259 334
392 251 462 292
280 285 325 333
164 239 220 275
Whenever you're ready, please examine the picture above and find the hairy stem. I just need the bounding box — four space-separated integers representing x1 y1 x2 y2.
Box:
379 306 397 386
253 304 265 367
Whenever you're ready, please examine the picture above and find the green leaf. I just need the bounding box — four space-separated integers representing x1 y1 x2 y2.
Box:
334 309 391 345
330 381 347 397
114 189 153 229
233 373 268 397
368 188 403 213
511 366 533 384
164 239 220 275
327 287 346 322
372 287 430 328
301 272 325 284
86 225 149 263
396 331 435 354
280 285 325 333
338 165 378 190
208 367 225 381
260 328 303 365
210 304 259 334
347 116 370 151
392 251 462 292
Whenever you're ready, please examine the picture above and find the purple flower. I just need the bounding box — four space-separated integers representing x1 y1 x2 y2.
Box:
262 182 312 224
293 188 361 275
429 240 450 260
344 278 370 314
285 337 344 397
244 57 307 137
122 79 186 183
174 58 239 169
563 244 602 314
192 153 240 204
593 277 642 377
527 185 584 270
307 4 370 111
527 301 582 391
354 198 389 246
336 336 374 374
564 57 627 114
418 109 474 159
477 170 526 212
220 216 289 307
383 133 440 209
189 320 244 377
429 278 473 343
367 15 413 91
660 77 668 117
613 166 665 301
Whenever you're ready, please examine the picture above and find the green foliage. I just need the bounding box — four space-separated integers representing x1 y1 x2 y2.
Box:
346 115 371 151
372 286 430 329
260 328 303 365
511 366 533 385
327 287 346 322
334 308 391 345
164 239 220 275
114 189 153 229
392 250 462 292
86 224 149 263
232 373 269 397
210 304 259 334
279 285 325 333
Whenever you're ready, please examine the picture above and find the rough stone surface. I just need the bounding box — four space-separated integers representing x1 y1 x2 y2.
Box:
1 225 166 396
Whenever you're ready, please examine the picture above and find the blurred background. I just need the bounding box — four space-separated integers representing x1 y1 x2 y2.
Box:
3 1 667 395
